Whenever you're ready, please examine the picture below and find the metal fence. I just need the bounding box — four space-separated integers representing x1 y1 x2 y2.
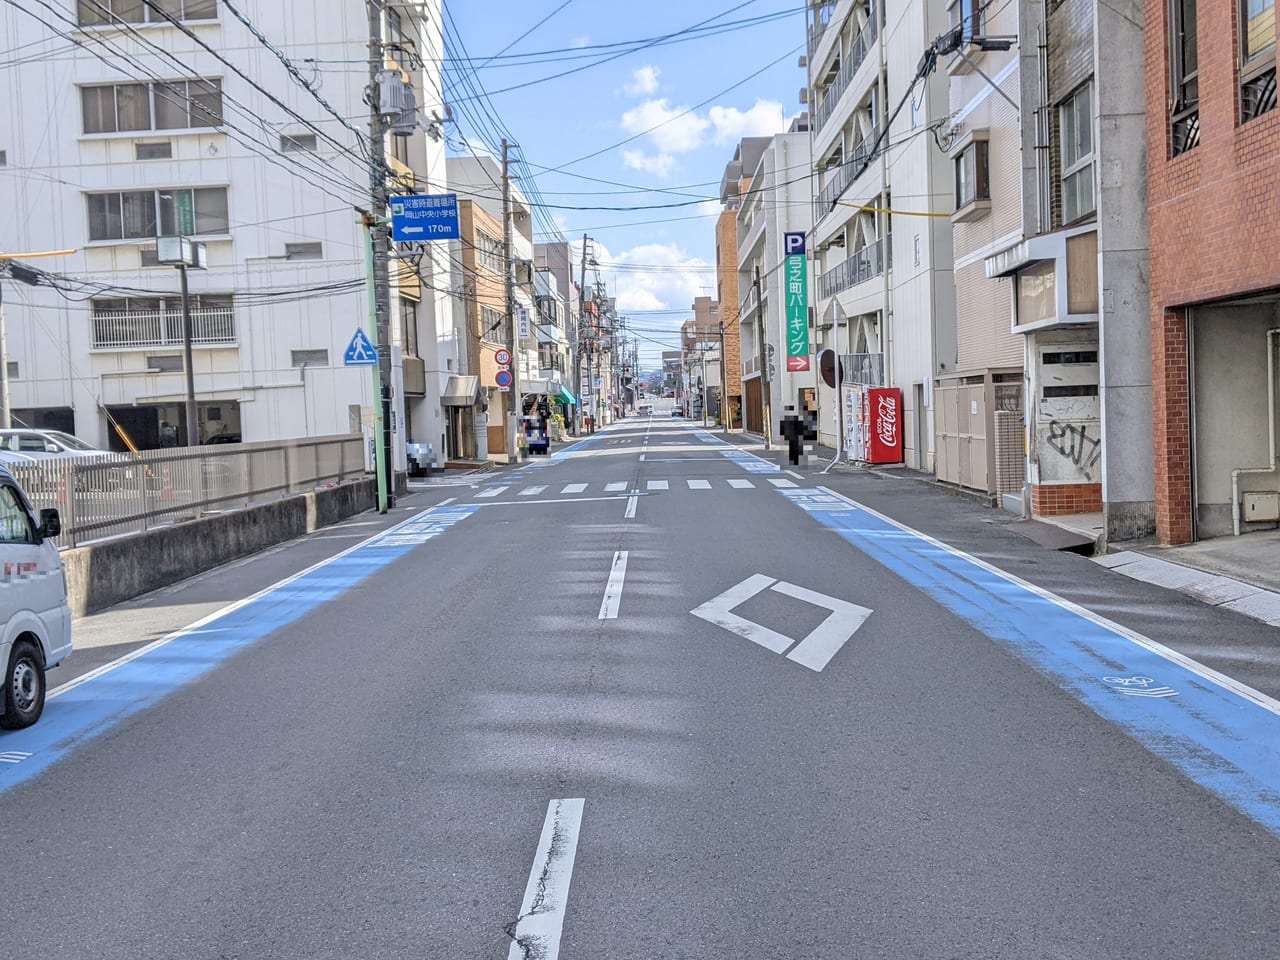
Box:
9 434 366 549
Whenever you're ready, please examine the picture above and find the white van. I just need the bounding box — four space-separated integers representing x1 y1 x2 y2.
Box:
0 466 71 730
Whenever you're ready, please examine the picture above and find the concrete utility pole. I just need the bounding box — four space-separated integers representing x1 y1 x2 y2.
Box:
576 234 589 435
367 0 393 512
718 319 728 436
502 139 519 461
177 262 198 445
754 265 772 450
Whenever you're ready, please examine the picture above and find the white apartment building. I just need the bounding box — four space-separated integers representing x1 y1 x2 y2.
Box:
806 0 956 468
936 0 1026 503
0 0 454 467
735 128 816 440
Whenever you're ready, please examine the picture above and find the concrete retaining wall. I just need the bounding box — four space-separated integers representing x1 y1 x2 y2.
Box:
63 478 378 617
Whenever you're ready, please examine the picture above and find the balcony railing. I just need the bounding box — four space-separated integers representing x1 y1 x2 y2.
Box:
813 16 878 136
808 0 837 59
92 307 236 349
818 238 885 299
814 123 880 222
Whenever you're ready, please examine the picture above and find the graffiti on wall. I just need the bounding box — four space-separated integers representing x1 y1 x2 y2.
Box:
1042 419 1102 482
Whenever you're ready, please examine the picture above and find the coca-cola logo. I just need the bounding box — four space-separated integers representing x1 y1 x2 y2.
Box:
875 394 898 447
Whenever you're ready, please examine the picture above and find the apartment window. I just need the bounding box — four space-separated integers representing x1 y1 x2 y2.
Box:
87 187 229 241
135 141 172 160
948 0 985 40
291 349 329 368
1241 0 1277 121
954 139 990 208
476 231 503 274
81 79 222 134
280 133 317 152
1058 83 1095 224
285 242 323 260
1169 0 1199 154
5 362 17 379
0 150 6 166
77 0 217 26
481 305 507 343
146 355 184 372
400 298 419 357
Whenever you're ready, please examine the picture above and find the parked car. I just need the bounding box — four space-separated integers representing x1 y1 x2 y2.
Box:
0 429 110 460
0 465 71 730
202 433 242 445
671 407 683 418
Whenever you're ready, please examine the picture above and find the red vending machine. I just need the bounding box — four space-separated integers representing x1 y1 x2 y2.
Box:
865 387 903 464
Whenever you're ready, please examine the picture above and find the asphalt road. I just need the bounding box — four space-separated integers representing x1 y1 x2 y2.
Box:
3 410 1279 959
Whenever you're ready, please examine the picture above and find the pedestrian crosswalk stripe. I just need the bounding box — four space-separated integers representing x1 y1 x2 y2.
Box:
519 486 546 496
605 482 628 492
561 483 588 494
647 480 668 491
687 479 711 489
768 478 797 488
475 486 507 498
728 478 754 489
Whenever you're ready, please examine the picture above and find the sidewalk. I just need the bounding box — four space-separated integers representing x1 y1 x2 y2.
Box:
747 433 1280 631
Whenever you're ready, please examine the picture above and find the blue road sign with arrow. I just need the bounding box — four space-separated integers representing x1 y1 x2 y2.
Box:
344 328 378 366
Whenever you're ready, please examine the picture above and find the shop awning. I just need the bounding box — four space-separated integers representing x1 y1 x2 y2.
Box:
440 375 479 406
559 387 577 405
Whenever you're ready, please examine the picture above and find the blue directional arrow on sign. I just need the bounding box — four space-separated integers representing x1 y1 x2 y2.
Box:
344 328 378 366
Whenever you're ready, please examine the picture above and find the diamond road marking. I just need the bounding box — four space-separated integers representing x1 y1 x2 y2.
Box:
690 574 873 672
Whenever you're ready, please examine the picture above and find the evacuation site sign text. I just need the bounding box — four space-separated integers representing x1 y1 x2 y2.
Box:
784 232 810 372
391 194 460 241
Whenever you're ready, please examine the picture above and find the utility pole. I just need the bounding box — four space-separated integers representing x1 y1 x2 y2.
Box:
366 0 393 512
754 265 772 450
502 139 519 461
177 262 198 445
718 320 728 436
575 234 589 435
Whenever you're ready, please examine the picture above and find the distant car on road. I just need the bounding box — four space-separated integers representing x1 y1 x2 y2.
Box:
202 433 242 445
670 407 683 418
0 429 110 460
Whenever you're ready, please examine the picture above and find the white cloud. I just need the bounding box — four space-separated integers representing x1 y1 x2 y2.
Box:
695 199 722 220
707 99 789 145
622 149 676 178
571 35 590 48
620 98 710 155
624 65 661 96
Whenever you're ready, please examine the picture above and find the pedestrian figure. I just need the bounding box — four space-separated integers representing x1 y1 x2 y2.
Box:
780 405 815 467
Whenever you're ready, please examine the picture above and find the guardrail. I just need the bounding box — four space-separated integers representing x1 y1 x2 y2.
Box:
9 434 366 549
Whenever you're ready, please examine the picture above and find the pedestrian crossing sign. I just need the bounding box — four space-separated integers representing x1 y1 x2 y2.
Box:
344 328 378 366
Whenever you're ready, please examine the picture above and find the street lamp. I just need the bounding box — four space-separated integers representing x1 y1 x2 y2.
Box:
156 235 207 446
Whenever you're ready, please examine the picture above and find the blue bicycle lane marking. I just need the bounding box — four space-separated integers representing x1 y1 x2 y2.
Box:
778 487 1280 837
0 504 483 796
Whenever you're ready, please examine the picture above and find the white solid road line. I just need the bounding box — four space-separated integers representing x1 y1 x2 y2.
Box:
605 481 628 492
728 478 754 489
474 486 507 498
598 550 629 619
687 479 712 489
561 483 588 494
437 497 456 507
787 469 803 479
506 798 585 960
624 495 638 519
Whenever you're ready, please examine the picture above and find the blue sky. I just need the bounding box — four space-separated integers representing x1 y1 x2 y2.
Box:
443 0 807 363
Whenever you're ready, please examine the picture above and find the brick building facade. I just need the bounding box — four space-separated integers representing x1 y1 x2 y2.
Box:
1146 0 1280 543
